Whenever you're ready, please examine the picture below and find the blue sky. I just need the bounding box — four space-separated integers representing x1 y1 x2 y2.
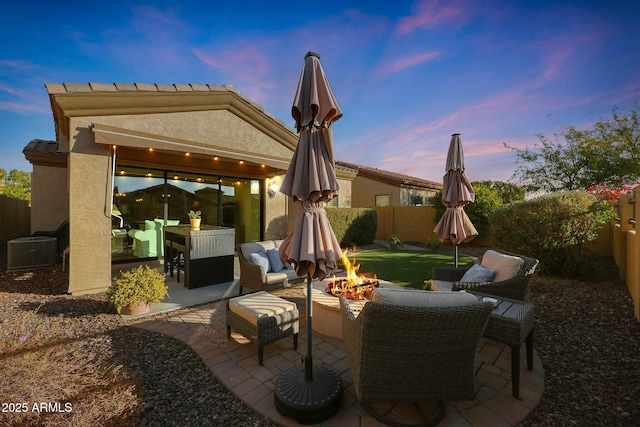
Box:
1 0 638 183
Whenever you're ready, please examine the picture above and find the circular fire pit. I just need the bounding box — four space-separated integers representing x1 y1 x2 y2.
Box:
305 275 399 339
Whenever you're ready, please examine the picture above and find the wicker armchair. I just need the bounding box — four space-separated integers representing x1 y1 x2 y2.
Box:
236 243 305 295
432 249 539 301
340 294 493 426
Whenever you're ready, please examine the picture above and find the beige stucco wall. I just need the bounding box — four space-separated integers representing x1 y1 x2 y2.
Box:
31 165 68 233
67 118 113 294
351 175 400 207
89 110 294 160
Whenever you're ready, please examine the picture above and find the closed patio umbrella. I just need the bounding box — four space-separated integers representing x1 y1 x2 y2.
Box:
434 133 478 267
274 52 343 423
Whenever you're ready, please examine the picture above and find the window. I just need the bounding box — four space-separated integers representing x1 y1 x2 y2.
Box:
375 194 390 207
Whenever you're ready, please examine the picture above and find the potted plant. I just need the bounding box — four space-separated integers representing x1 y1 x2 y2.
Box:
107 265 168 315
388 234 403 250
188 209 202 230
424 237 442 251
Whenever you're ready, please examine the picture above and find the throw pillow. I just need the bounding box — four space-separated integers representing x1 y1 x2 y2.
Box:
250 250 270 274
266 248 285 273
481 250 524 282
460 264 496 282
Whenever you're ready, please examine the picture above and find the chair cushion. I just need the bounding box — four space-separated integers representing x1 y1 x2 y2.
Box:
241 241 276 260
430 280 453 292
460 264 496 282
250 251 270 274
229 291 297 326
371 288 478 308
481 250 524 282
266 248 285 272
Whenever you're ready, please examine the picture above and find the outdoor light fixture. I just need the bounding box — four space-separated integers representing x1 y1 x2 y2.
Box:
268 181 279 198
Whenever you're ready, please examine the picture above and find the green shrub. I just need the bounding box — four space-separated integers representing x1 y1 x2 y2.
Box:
432 182 503 234
107 265 168 313
325 207 377 246
424 237 442 251
489 191 614 277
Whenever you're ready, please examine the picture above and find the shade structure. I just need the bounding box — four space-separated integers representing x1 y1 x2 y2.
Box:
274 52 343 424
434 133 478 267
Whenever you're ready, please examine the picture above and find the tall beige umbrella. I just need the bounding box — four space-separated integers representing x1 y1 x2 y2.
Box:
274 52 343 423
434 133 478 267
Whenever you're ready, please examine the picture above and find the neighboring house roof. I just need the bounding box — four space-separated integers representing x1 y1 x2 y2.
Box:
23 139 67 168
336 160 442 191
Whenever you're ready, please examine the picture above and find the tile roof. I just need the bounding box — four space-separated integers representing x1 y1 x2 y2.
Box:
45 82 292 135
336 160 442 190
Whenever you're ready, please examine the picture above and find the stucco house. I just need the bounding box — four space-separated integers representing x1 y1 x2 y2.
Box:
24 82 355 295
336 160 442 207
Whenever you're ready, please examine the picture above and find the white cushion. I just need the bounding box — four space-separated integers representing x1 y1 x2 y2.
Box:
481 250 524 282
250 251 270 274
229 291 297 326
460 264 496 282
371 288 477 308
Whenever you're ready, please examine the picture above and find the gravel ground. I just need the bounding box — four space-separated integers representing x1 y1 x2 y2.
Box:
2 246 640 426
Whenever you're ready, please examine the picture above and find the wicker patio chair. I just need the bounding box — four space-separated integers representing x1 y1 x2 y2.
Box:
432 249 539 301
340 294 493 427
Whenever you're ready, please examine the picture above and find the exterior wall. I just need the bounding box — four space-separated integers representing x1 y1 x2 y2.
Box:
89 110 295 161
351 175 400 207
612 193 640 321
31 164 68 233
64 111 298 294
68 117 113 294
400 187 438 206
374 206 438 243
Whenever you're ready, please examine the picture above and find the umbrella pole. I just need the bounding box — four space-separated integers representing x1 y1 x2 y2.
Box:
305 272 313 381
274 271 343 423
455 244 459 268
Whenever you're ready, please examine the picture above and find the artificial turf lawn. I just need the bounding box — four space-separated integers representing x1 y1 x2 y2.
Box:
341 249 475 289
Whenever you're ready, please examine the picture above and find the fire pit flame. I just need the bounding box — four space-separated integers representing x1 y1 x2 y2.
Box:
324 249 378 300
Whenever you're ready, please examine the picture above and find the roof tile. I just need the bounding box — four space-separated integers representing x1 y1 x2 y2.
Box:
173 84 193 92
134 83 157 91
63 83 92 93
189 84 210 91
89 82 117 92
45 83 67 94
114 83 138 91
336 160 442 190
155 83 176 92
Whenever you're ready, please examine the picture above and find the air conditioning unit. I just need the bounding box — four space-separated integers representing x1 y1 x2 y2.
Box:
7 236 57 271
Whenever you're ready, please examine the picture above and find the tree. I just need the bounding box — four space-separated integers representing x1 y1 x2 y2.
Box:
475 180 525 204
0 169 31 202
506 101 640 193
432 181 503 235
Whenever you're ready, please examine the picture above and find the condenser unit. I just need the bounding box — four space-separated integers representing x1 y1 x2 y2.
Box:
7 236 57 271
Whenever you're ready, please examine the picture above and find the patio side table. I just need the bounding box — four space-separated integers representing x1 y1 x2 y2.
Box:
472 292 534 399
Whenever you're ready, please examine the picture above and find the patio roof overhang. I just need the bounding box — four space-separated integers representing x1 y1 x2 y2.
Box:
91 123 291 174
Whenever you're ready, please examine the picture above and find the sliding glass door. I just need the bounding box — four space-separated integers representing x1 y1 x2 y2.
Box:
111 166 262 262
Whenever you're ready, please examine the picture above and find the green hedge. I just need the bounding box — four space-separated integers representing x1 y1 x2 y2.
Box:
489 191 614 277
325 207 377 247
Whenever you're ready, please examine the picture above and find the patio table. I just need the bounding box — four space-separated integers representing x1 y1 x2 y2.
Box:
164 225 235 289
470 292 534 399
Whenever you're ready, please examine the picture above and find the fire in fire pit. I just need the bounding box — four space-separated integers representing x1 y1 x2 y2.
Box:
325 249 378 300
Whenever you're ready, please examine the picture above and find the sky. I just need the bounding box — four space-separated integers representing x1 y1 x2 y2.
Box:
1 0 639 184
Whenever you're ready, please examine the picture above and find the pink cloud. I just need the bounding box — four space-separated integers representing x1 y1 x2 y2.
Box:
375 51 441 78
396 0 468 35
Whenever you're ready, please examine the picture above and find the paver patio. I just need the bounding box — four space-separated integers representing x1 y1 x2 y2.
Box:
129 283 544 426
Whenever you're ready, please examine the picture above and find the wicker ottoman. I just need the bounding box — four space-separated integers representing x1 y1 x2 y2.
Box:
226 291 299 365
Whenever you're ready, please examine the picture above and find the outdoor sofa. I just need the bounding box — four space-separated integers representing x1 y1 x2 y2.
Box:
236 240 306 295
431 249 539 301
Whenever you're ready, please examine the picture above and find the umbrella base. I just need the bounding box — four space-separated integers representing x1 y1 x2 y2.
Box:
274 363 343 423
